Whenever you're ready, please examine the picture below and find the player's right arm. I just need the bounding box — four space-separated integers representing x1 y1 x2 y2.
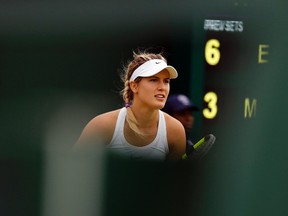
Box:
74 109 120 149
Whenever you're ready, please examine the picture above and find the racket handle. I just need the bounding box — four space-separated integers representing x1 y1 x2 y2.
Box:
182 153 189 160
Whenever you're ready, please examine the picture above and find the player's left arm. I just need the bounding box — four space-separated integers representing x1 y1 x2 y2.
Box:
165 114 186 161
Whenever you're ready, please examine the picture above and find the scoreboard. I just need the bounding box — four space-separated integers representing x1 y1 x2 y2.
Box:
189 4 276 141
188 3 288 215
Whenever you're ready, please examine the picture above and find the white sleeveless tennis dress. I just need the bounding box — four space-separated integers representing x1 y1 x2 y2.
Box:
107 107 169 161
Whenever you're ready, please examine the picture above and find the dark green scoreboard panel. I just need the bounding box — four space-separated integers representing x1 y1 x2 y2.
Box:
190 4 280 138
189 3 288 216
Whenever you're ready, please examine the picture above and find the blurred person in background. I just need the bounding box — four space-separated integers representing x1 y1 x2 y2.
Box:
75 50 186 161
162 94 207 159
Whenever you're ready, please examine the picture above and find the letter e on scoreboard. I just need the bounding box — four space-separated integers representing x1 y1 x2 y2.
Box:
258 44 269 64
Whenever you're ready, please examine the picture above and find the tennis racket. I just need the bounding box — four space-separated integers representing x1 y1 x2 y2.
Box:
182 134 216 160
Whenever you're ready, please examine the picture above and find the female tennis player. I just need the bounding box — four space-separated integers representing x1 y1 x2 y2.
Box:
75 50 186 161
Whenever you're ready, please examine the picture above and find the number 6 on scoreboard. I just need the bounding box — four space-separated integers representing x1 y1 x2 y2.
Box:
203 91 218 119
205 39 220 65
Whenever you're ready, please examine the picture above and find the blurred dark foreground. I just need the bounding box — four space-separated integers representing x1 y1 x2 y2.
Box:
0 148 202 216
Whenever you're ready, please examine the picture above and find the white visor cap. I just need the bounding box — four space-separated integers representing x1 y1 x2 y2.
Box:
129 59 178 82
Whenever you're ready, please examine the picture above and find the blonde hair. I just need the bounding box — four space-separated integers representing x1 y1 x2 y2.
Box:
120 50 167 136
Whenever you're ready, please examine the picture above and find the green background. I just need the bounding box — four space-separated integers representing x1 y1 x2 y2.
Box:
0 1 287 216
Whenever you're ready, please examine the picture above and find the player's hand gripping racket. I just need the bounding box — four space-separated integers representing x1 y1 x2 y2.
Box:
182 134 216 160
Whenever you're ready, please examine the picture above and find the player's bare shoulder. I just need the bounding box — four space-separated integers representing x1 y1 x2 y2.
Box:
163 112 185 132
75 109 121 147
90 109 120 130
163 112 186 144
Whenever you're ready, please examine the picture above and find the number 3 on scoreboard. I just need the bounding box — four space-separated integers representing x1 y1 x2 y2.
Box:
203 92 218 119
